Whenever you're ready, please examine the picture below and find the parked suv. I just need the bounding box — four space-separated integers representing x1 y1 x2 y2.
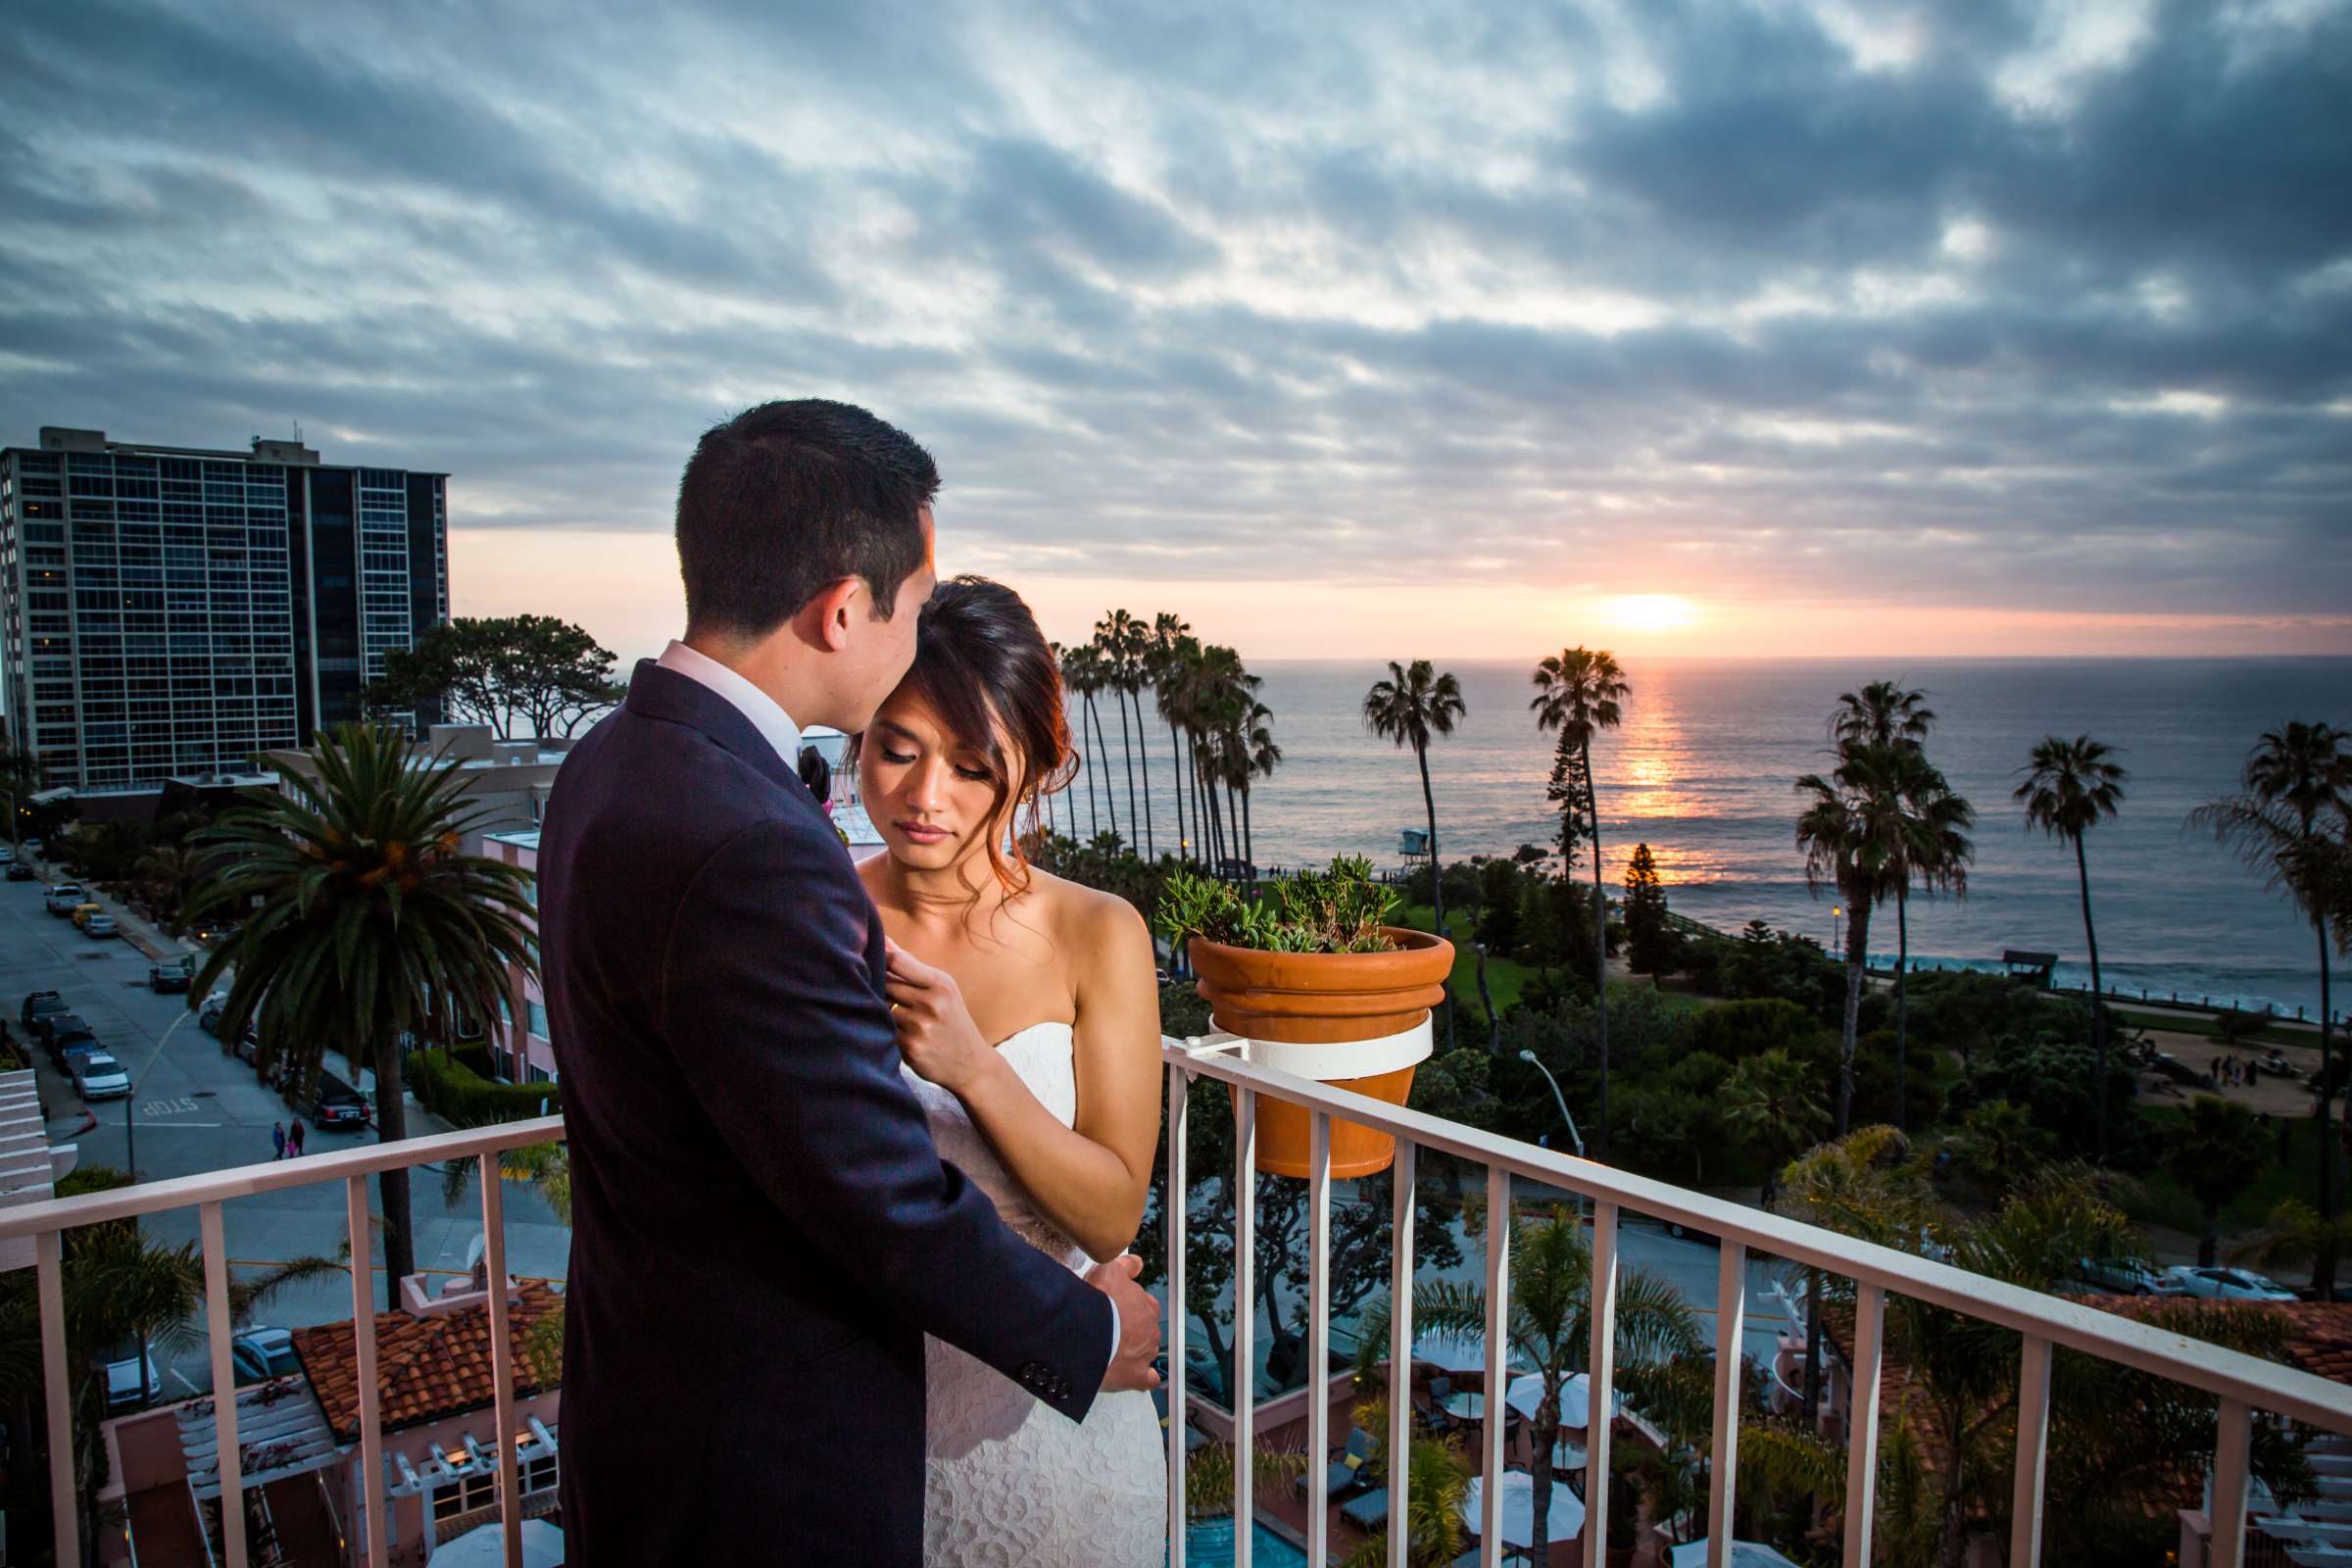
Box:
148 962 192 995
35 1010 91 1049
43 884 86 916
22 991 67 1030
290 1069 371 1132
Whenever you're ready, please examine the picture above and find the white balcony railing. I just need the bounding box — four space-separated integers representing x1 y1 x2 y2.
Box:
0 1112 564 1568
1160 1032 2352 1568
4 1040 2351 1568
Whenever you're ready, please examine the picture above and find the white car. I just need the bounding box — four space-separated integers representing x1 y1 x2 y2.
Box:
2078 1256 2165 1296
106 1347 163 1411
73 1052 131 1100
2152 1265 2297 1301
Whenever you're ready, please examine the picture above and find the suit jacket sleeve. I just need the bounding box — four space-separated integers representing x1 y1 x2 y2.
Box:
658 814 1115 1419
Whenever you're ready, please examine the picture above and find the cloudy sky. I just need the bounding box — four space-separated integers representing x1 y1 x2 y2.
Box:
4 0 2348 661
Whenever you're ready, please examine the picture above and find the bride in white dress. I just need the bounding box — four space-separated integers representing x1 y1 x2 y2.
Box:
854 575 1166 1567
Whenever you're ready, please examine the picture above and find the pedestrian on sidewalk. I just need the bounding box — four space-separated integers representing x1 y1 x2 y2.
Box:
288 1120 306 1157
271 1120 286 1160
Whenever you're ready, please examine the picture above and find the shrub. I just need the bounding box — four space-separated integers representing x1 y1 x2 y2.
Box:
411 1048 561 1126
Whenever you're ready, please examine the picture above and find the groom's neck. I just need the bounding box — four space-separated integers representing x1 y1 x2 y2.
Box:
681 626 829 731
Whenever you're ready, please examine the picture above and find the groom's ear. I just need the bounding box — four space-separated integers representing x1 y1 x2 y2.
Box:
798 576 867 653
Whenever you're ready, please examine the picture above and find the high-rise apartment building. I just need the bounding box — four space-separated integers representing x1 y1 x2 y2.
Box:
0 426 449 795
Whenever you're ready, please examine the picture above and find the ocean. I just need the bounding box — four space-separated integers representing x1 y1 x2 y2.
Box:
1059 658 2352 1020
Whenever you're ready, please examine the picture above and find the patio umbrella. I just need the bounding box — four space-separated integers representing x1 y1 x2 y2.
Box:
1502 1371 1624 1426
1459 1470 1587 1549
1665 1540 1803 1568
432 1519 564 1568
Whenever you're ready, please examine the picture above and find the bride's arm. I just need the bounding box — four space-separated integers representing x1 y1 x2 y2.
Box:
884 894 1161 1263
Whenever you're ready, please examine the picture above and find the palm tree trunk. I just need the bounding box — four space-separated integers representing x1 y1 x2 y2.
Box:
2199 1202 2222 1268
1530 1394 1560 1568
1416 741 1444 940
1168 717 1188 861
2320 915 2338 1300
1895 888 1911 1134
1116 688 1140 851
373 1035 415 1309
2077 834 2109 1164
1242 784 1254 872
1079 702 1102 840
1133 689 1155 858
1089 697 1118 842
1838 898 1871 1137
1584 738 1609 1161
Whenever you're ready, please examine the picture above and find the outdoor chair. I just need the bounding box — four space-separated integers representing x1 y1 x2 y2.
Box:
1303 1426 1375 1500
1338 1486 1390 1532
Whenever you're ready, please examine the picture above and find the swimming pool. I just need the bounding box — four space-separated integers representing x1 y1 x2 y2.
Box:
1180 1516 1311 1567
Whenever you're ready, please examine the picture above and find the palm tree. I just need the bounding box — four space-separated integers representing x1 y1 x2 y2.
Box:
1372 1206 1699 1568
1832 684 1971 1136
1721 1048 1829 1208
1338 1396 1474 1568
185 723 540 1307
2235 1198 2352 1285
1150 614 1195 860
1530 648 1629 1157
1364 660 1464 931
2170 1096 2270 1267
1245 702 1282 872
1794 743 1914 1135
1890 759 1975 1129
1094 611 1149 856
2189 720 2352 1297
1058 643 1110 843
2017 735 2130 1161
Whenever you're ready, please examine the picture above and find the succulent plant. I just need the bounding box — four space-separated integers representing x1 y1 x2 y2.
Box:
1155 856 1401 956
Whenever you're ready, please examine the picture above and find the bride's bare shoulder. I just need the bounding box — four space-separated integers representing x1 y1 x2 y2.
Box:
1027 869 1151 960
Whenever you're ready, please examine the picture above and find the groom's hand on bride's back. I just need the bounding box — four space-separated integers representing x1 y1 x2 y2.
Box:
1087 1254 1162 1393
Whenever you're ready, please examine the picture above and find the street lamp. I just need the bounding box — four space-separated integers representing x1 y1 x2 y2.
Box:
1831 905 1843 955
1518 1050 1589 1222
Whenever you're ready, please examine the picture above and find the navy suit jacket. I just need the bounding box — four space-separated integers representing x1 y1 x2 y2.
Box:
543 661 1113 1565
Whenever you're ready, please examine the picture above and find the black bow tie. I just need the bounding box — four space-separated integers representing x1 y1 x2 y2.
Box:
797 745 831 802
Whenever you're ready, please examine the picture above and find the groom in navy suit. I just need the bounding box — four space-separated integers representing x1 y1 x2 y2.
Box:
539 401 1161 1565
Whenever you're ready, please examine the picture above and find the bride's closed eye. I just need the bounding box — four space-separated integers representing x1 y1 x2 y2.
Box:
880 746 991 783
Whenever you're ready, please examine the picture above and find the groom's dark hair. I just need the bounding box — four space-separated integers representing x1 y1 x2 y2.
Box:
675 399 938 637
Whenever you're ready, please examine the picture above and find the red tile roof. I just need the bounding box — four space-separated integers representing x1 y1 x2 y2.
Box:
2080 1294 2352 1388
290 1282 563 1444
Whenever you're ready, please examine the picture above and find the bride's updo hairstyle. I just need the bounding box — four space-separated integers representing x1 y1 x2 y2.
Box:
877 574 1076 896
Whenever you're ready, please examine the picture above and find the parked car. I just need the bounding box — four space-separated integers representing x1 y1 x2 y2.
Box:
0 844 12 863
51 1032 102 1071
82 914 120 940
105 1346 163 1412
22 990 66 1030
2079 1256 2165 1295
43 883 85 916
290 1069 371 1131
69 903 103 928
34 1011 91 1049
2152 1265 2298 1301
232 1028 262 1065
4 861 33 881
148 962 192 995
72 1052 130 1100
198 997 225 1035
231 1325 301 1386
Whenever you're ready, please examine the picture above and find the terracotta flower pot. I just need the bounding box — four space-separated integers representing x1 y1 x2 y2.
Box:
1188 926 1454 1178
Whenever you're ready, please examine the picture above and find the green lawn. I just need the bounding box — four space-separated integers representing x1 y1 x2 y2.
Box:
2112 1006 2318 1050
2124 1102 2337 1238
1385 900 1707 1026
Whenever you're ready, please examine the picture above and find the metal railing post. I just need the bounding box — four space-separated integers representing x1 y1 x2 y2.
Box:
1166 1063 1190 1568
201 1200 248 1567
1232 1085 1255 1568
1481 1165 1511 1565
479 1152 521 1567
1387 1139 1415 1568
1584 1200 1619 1568
1304 1112 1332 1566
37 1229 77 1568
1704 1242 1746 1568
1841 1282 1886 1565
2010 1335 2053 1567
347 1176 388 1568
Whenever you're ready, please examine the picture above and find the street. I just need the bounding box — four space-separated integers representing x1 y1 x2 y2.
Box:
1 855 569 1400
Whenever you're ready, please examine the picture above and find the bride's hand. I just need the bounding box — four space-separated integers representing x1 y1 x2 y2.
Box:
883 939 993 1097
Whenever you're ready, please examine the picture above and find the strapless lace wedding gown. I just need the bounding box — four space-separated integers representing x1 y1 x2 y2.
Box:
903 1021 1166 1567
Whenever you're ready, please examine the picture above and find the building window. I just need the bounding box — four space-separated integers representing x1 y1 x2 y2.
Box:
526 1001 549 1040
